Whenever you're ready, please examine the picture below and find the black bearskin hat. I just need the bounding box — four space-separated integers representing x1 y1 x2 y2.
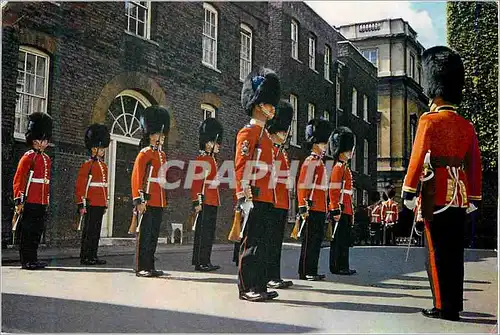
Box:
25 112 52 146
387 186 396 199
382 192 388 201
305 118 332 147
140 105 170 135
327 126 355 160
422 46 465 105
266 99 293 134
85 123 110 150
370 191 381 204
241 67 281 115
199 117 223 151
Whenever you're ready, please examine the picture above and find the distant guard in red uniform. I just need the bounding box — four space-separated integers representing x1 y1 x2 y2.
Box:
266 99 293 289
402 46 482 321
367 191 382 246
191 117 223 272
13 112 52 270
297 118 332 281
75 124 110 265
131 105 170 278
381 187 399 245
328 126 356 275
235 68 280 302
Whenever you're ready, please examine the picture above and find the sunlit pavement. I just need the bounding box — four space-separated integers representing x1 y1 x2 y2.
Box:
2 245 497 333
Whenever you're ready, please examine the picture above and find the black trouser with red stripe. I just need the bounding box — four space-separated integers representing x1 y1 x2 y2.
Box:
267 207 288 282
136 207 163 272
298 211 326 277
424 207 465 314
80 206 106 262
330 214 352 273
19 203 47 265
238 201 274 294
192 205 218 266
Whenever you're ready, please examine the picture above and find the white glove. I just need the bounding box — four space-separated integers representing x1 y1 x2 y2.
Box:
240 200 254 215
466 202 478 214
404 197 416 210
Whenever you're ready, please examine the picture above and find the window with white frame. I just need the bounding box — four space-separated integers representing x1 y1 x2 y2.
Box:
15 46 50 137
363 94 368 121
308 103 315 121
417 66 422 85
364 139 369 175
363 190 368 205
125 1 151 39
352 187 357 208
291 20 298 60
289 94 298 145
377 122 381 158
201 103 216 120
323 110 329 121
352 87 358 116
351 135 357 171
361 48 378 66
336 72 341 110
324 45 331 80
409 54 415 78
239 24 252 81
202 3 218 69
308 35 316 70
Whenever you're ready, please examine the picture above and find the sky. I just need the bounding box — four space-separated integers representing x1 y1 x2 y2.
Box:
304 1 447 48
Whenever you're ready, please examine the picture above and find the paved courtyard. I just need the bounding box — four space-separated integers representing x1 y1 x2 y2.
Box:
2 244 498 333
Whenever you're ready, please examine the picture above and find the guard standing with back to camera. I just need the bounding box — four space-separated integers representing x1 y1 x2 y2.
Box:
131 105 170 278
75 123 110 265
234 68 280 302
296 118 331 281
401 46 482 321
266 99 294 289
328 126 357 276
13 112 52 270
191 117 223 272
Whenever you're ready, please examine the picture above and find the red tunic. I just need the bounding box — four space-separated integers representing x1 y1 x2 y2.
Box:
297 152 328 213
368 202 382 224
13 150 51 205
131 146 167 208
381 199 399 223
75 158 109 208
328 162 353 216
190 153 220 207
402 108 482 207
273 146 290 210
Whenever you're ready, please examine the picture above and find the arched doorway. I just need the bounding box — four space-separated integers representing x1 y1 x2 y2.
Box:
102 90 153 237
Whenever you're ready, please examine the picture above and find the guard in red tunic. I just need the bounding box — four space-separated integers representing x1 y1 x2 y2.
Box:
328 126 356 275
266 99 293 289
191 117 223 272
402 46 482 321
235 68 280 302
131 105 170 278
13 112 52 270
367 191 382 246
297 118 332 281
75 124 110 265
381 187 399 246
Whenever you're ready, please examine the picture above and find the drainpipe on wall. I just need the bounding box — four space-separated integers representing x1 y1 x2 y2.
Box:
403 37 408 169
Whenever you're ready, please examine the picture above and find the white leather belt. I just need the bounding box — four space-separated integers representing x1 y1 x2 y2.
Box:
31 178 50 184
205 180 220 187
276 178 288 185
385 211 395 214
341 189 353 195
148 177 166 183
89 182 108 187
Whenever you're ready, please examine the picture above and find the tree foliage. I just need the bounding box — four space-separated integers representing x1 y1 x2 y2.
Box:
447 1 498 172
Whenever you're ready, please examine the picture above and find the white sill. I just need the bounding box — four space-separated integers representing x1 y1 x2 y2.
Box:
289 143 301 149
337 108 343 113
47 1 61 6
202 62 222 73
292 57 303 64
123 30 159 46
325 78 334 85
310 68 319 74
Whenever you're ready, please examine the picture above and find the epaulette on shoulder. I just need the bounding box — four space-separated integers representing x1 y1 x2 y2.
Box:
24 150 35 156
140 147 152 153
245 124 254 129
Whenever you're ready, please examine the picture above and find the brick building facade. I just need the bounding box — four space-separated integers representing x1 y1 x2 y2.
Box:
2 1 378 247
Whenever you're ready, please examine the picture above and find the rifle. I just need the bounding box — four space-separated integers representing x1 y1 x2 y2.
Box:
12 169 34 242
291 175 318 239
128 164 154 234
193 133 219 232
136 165 154 233
77 173 93 231
228 124 265 241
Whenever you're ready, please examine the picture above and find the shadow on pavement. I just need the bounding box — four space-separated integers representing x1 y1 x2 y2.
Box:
277 299 422 314
291 287 432 300
396 275 492 285
2 293 316 333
